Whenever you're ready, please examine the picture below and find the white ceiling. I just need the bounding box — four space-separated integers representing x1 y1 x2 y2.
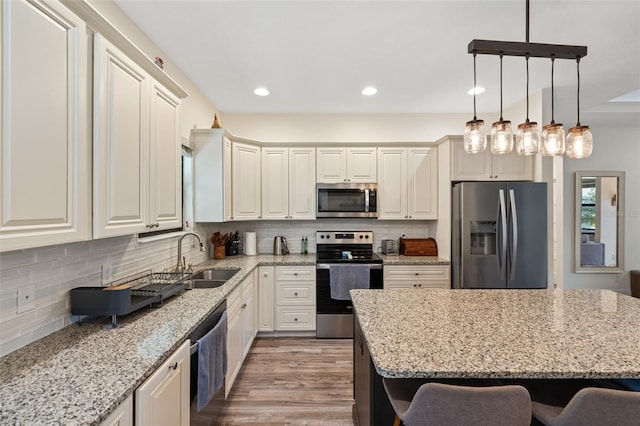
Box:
114 0 640 127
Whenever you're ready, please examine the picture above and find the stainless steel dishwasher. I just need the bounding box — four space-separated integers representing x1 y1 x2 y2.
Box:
188 300 227 414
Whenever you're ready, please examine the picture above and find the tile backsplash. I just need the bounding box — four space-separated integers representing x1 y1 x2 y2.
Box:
0 220 434 356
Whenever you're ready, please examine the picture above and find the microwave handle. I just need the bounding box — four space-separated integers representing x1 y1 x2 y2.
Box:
364 189 370 212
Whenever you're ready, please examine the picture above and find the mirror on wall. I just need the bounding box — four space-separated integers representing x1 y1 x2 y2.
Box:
575 171 625 273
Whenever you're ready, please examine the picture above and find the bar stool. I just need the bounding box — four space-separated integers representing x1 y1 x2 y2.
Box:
382 379 532 426
531 387 640 426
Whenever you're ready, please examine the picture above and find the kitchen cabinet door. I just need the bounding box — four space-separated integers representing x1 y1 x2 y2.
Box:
0 0 91 252
316 148 347 183
148 81 181 230
192 129 231 222
240 272 257 359
93 34 149 237
408 147 437 219
346 147 377 182
100 394 132 426
288 148 316 219
258 266 275 332
135 340 190 426
261 147 289 219
377 148 408 220
232 141 261 220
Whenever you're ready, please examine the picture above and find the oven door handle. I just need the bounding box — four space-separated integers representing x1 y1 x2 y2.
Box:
316 263 382 270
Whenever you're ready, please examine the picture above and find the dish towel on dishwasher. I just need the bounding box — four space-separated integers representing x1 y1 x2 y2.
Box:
329 264 371 300
197 311 227 412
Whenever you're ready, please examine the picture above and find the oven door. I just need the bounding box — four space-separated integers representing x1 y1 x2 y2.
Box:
316 263 383 338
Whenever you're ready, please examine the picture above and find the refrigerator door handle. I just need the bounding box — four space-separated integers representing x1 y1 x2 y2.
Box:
509 189 518 281
499 189 507 280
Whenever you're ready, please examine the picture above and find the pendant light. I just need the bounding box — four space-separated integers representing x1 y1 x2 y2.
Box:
491 53 513 154
565 57 593 159
464 52 487 153
541 56 565 156
516 54 540 155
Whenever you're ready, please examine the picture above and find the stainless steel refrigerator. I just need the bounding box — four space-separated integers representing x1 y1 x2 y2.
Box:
452 182 547 289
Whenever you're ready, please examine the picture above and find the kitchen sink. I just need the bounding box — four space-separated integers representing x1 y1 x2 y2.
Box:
192 268 240 289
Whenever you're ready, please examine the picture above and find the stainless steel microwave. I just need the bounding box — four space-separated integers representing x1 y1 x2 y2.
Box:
316 183 378 218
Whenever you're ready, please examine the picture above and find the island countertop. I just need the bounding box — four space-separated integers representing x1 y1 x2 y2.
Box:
351 289 640 380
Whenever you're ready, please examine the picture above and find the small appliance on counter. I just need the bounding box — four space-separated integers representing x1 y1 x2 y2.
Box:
380 239 399 255
273 236 289 255
399 238 438 256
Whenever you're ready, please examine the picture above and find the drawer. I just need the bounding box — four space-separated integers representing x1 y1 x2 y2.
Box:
385 281 449 290
383 265 449 282
276 306 316 330
277 266 315 281
276 282 315 305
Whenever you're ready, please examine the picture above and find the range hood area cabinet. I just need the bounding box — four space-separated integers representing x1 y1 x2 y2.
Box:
261 147 316 220
1 0 91 252
316 147 377 183
93 34 182 238
450 138 533 181
377 147 438 220
192 129 232 222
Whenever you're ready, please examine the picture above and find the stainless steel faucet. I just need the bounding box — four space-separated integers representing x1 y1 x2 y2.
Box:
176 232 205 273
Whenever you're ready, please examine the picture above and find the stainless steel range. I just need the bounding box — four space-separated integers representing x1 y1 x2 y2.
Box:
316 231 383 338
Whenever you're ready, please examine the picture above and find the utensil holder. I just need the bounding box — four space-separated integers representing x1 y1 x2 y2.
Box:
213 245 226 260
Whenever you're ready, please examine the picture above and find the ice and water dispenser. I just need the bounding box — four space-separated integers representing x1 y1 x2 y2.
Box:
470 221 497 255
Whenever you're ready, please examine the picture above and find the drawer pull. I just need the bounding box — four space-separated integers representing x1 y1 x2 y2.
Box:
294 292 298 296
169 362 178 371
241 303 247 309
294 318 298 322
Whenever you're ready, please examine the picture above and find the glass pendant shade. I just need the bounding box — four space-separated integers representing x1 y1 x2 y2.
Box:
516 121 540 155
565 125 593 159
541 123 565 156
491 120 513 154
464 119 487 153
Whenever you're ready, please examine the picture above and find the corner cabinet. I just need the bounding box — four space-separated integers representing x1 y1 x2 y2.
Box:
135 340 190 426
93 34 182 238
377 147 438 220
1 0 91 252
451 139 533 181
317 147 377 183
192 129 232 222
262 147 316 220
232 142 261 220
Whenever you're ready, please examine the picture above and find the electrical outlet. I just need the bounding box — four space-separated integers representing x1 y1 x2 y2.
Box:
102 262 113 284
17 286 35 314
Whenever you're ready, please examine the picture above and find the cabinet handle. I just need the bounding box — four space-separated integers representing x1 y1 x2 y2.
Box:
415 272 419 276
294 318 298 322
294 292 298 296
241 303 247 309
155 223 160 228
169 362 178 371
294 273 298 276
264 273 268 277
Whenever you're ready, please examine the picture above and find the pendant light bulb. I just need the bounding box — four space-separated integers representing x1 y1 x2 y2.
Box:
566 57 593 159
491 53 513 154
464 52 487 153
542 56 565 156
516 55 540 156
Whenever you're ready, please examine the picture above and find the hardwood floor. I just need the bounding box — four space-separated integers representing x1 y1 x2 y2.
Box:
192 338 355 426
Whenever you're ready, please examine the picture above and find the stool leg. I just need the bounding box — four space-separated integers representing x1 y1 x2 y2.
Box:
393 415 401 426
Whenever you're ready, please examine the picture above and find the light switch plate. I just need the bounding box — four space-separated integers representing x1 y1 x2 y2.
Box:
17 286 35 314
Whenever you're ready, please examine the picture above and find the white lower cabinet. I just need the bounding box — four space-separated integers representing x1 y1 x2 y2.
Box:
275 266 316 331
135 340 190 426
383 265 450 289
258 266 275 332
226 273 257 397
100 394 132 426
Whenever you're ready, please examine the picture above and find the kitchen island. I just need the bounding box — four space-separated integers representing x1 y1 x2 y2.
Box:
351 289 640 426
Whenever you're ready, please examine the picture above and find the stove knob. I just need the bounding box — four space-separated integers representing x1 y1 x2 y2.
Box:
365 235 369 239
359 235 364 239
320 235 325 239
325 234 330 239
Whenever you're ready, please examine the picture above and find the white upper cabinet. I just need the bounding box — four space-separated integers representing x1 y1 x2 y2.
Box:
232 141 261 220
451 139 533 181
0 0 91 252
192 129 232 222
378 147 437 220
262 147 316 220
317 147 377 183
93 34 181 238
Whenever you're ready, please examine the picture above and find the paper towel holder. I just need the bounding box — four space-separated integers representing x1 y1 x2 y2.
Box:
244 231 257 256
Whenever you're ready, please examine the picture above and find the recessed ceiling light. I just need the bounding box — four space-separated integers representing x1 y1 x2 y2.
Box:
467 86 485 95
362 86 378 96
254 87 270 96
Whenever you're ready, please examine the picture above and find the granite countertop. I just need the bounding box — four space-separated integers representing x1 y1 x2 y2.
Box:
351 289 640 380
377 254 449 265
0 254 314 426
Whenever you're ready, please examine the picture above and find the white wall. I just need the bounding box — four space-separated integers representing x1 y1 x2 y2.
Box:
562 127 640 293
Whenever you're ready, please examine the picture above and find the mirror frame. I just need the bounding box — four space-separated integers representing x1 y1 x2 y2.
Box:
574 171 625 274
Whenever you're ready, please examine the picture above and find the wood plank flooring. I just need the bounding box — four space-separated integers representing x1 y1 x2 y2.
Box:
192 338 355 426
